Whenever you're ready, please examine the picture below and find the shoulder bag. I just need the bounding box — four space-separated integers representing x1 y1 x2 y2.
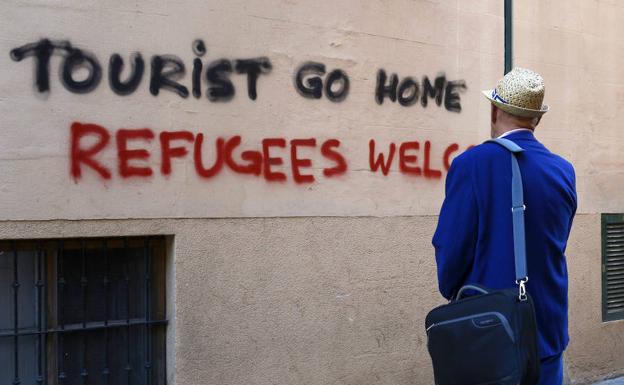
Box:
425 138 540 385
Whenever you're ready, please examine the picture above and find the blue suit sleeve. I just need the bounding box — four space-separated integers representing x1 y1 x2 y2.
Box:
432 155 478 300
565 166 578 245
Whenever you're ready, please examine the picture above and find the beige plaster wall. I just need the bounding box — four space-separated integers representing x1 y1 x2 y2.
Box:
2 0 623 220
566 215 624 384
512 1 624 381
0 214 621 385
0 0 501 219
514 0 624 214
1 0 624 384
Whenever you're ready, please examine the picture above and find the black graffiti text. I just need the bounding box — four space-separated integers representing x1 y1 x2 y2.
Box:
294 61 350 102
375 70 467 113
10 38 272 101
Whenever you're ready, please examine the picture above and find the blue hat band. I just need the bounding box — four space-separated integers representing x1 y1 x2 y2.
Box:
491 89 509 104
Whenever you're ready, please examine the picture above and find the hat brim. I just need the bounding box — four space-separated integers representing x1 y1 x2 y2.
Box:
482 89 548 118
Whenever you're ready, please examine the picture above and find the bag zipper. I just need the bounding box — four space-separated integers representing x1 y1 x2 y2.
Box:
426 311 515 342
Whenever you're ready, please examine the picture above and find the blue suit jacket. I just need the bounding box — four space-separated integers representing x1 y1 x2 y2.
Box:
432 130 577 358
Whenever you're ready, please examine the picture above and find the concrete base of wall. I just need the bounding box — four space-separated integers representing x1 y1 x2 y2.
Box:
0 214 621 384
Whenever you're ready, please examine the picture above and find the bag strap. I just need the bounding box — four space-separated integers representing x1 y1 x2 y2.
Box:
486 138 529 301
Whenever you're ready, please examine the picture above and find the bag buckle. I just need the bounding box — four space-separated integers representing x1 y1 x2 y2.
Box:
516 277 528 301
511 204 526 212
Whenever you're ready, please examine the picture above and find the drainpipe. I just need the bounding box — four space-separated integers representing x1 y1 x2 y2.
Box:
504 0 513 74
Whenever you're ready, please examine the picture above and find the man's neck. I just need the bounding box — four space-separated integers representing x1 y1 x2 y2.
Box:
496 127 534 139
494 125 534 138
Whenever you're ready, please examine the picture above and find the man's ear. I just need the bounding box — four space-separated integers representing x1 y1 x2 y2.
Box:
491 105 497 124
535 116 542 127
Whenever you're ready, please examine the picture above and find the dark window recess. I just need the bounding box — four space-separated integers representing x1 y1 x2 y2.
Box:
0 237 167 385
603 214 624 322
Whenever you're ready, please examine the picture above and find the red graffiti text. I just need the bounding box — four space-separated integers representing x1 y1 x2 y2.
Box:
70 122 347 183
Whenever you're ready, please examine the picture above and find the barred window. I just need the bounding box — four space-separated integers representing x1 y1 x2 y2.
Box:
0 237 168 385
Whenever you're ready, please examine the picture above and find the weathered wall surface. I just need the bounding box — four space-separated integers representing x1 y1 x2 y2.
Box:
1 0 619 220
2 0 500 219
1 0 624 384
566 215 624 384
0 215 619 385
513 1 624 383
514 0 624 215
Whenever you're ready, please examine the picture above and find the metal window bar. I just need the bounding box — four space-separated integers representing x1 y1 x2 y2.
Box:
57 240 66 385
103 240 110 385
0 319 167 338
144 238 152 385
124 238 132 385
13 241 20 385
0 237 167 385
36 241 46 385
80 239 88 385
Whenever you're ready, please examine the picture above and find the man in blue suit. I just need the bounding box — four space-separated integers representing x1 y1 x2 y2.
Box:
432 68 577 385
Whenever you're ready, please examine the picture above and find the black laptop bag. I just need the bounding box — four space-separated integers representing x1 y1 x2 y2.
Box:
425 138 540 385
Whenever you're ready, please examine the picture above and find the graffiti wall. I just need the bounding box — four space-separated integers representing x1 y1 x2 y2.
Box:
0 0 503 220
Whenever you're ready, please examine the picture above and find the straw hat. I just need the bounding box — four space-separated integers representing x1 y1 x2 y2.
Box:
482 67 549 118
